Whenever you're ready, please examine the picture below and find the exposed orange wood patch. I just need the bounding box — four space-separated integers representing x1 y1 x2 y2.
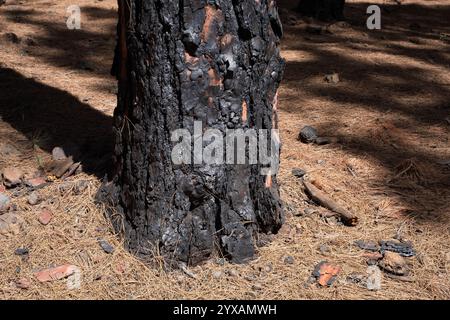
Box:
202 5 217 43
242 100 248 123
208 68 221 87
265 174 272 188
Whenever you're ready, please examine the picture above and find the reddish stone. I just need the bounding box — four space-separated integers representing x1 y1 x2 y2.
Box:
2 167 23 187
34 264 77 282
312 261 341 287
38 209 52 225
26 177 47 188
15 278 31 289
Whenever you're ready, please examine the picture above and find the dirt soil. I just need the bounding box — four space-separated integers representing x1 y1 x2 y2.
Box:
0 0 449 299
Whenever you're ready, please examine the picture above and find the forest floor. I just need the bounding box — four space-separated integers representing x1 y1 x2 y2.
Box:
0 0 449 299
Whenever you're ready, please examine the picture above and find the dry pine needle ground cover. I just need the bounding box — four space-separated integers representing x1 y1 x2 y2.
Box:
0 0 449 299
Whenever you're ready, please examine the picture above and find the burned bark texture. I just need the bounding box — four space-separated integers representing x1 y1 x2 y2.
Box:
297 0 345 21
107 0 285 265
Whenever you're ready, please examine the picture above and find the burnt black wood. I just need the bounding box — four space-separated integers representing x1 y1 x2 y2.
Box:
106 0 285 265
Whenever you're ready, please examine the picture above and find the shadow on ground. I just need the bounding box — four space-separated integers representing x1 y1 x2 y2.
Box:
278 1 450 221
0 5 117 78
0 67 114 176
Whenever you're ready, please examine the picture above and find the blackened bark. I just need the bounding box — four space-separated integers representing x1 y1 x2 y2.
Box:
107 0 285 265
297 0 345 21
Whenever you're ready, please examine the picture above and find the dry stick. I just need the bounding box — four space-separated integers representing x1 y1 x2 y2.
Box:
302 180 358 226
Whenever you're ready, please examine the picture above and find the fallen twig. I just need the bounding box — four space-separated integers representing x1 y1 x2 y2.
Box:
302 180 358 226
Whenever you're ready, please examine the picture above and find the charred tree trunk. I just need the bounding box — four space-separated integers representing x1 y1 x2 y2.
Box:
107 0 285 265
297 0 345 21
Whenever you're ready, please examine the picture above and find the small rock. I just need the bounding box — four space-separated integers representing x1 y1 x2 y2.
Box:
14 248 29 256
38 209 52 225
251 283 263 291
312 261 341 287
215 258 226 266
380 240 415 257
0 193 11 212
292 168 306 178
2 167 23 188
355 240 380 252
58 182 73 194
298 126 318 144
212 271 223 279
27 191 40 205
0 212 24 235
346 273 365 284
226 269 239 277
34 264 78 282
24 37 36 46
15 278 31 289
98 239 114 254
319 244 330 254
366 265 382 291
263 262 273 273
284 255 295 265
4 32 20 43
66 267 82 290
315 137 334 145
379 251 408 276
325 73 340 84
26 177 47 189
363 252 384 265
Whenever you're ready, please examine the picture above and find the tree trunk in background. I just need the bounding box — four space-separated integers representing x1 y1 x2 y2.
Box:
297 0 345 21
108 0 285 265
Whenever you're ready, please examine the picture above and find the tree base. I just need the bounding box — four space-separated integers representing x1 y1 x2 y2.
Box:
98 177 284 266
